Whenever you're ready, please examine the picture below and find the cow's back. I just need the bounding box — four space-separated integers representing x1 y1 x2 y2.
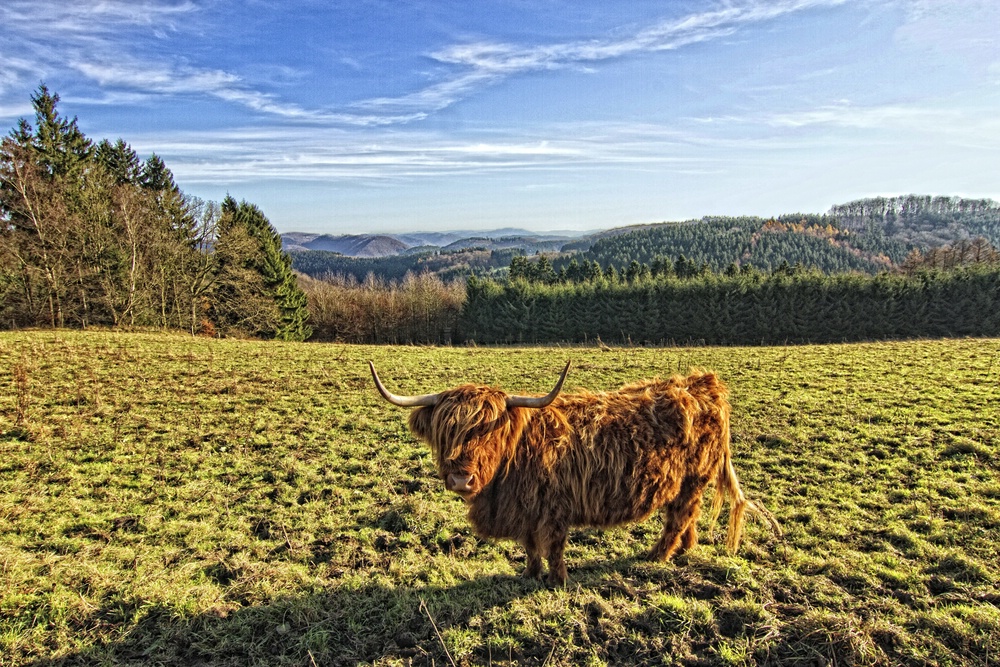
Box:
546 371 730 528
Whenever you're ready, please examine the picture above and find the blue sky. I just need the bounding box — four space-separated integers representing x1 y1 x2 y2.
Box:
2 0 998 233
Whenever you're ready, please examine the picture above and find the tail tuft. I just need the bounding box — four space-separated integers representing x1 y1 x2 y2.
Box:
714 449 781 553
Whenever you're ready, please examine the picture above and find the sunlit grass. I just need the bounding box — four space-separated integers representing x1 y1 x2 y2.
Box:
1 330 997 665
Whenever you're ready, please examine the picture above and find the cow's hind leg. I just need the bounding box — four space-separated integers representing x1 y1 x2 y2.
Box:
649 480 704 562
542 528 569 587
520 532 543 580
680 520 698 553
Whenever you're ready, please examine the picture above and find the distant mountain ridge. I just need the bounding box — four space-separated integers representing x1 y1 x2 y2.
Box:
282 233 408 257
281 228 591 257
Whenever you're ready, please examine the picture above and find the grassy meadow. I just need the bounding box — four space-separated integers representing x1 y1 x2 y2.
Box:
1 330 998 666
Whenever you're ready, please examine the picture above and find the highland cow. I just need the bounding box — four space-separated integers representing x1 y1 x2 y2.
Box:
370 361 780 585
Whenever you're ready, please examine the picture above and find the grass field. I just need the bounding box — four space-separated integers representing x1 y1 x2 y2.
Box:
1 331 998 666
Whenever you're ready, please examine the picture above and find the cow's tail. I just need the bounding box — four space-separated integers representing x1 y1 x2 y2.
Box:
709 435 781 552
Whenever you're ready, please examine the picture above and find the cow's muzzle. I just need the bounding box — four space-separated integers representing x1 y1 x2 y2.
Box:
446 473 477 494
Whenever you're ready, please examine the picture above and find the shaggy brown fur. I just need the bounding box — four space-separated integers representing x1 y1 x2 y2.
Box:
404 370 780 585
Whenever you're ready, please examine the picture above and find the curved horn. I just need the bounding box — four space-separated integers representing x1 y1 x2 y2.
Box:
506 361 571 409
369 362 441 408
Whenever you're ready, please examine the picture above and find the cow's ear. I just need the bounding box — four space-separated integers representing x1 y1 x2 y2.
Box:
408 405 434 441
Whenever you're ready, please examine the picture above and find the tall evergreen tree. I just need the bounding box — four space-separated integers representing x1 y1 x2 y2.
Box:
0 85 96 326
30 85 93 179
214 196 311 340
95 139 141 185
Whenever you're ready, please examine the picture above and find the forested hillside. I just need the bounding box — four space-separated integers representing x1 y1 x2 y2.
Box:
290 198 999 284
564 215 900 275
290 247 520 283
284 233 408 257
831 194 1000 247
288 236 569 281
561 198 999 277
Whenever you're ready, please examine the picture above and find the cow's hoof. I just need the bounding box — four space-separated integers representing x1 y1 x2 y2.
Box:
647 548 678 563
646 548 665 562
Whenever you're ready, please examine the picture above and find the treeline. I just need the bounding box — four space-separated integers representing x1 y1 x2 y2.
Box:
296 258 1000 346
901 238 1000 272
290 247 519 283
831 194 1000 244
300 273 463 344
0 86 310 339
459 266 1000 345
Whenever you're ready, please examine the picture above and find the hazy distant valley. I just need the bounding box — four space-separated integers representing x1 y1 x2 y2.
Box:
281 228 591 258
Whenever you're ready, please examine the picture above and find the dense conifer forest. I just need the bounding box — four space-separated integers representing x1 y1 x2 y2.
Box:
565 215 901 275
460 265 1000 346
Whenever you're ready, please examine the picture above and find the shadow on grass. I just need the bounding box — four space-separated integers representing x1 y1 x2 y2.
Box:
23 569 570 666
21 554 886 667
23 551 915 666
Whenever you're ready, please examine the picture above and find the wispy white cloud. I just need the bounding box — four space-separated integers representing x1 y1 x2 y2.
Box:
0 1 338 122
0 1 201 102
1 0 435 125
688 98 1000 157
1 0 198 35
0 102 34 120
151 98 986 186
359 0 851 114
71 60 241 97
3 0 854 126
126 121 727 185
69 58 339 122
701 98 1000 139
0 55 37 97
758 102 962 129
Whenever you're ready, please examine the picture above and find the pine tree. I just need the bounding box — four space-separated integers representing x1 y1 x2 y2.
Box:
534 255 556 283
509 254 530 281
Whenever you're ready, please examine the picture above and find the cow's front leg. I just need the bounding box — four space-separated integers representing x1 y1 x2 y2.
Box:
544 528 569 587
520 533 543 580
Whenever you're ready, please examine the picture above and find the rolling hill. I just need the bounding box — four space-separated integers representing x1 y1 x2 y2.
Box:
282 228 588 257
281 233 408 257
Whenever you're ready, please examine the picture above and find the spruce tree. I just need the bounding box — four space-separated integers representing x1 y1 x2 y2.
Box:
30 85 93 179
95 139 141 185
215 196 311 340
